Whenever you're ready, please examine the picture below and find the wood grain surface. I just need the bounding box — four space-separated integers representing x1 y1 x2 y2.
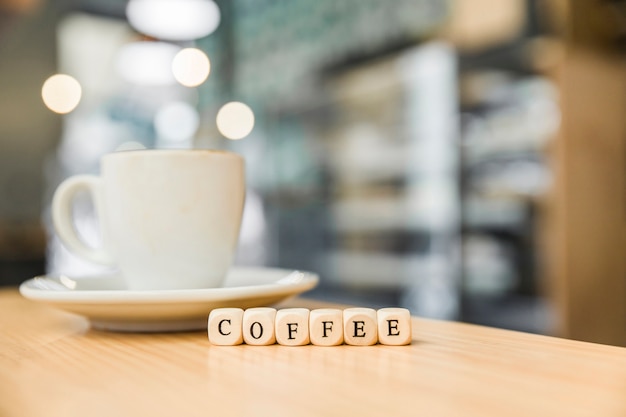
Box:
1 289 625 417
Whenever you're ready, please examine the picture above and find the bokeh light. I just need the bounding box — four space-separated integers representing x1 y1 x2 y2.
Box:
154 101 200 143
216 101 255 140
172 48 210 87
41 74 82 114
126 0 220 41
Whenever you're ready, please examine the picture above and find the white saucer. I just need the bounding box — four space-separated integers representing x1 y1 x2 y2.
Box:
20 267 318 332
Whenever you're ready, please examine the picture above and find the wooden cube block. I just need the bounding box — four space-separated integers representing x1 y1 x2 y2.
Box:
208 308 244 346
343 308 378 346
275 308 310 346
243 307 277 346
309 309 344 346
377 308 412 346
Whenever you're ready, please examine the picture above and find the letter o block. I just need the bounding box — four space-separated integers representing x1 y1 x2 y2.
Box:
243 307 277 346
343 308 378 346
377 308 412 346
275 308 310 346
208 308 244 345
309 309 343 346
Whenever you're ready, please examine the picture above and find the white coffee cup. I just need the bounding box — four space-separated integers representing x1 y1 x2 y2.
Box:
52 149 245 290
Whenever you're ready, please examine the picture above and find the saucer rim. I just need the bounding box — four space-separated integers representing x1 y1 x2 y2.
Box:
19 266 319 304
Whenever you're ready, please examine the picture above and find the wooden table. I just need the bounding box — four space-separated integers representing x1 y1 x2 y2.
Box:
1 289 625 417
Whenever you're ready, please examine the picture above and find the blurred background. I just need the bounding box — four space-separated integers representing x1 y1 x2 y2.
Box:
0 0 624 346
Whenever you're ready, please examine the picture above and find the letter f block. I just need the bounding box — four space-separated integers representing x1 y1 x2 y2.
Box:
275 308 310 346
208 308 244 345
309 309 344 346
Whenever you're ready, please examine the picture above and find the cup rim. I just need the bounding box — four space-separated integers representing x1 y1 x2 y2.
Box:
103 149 242 161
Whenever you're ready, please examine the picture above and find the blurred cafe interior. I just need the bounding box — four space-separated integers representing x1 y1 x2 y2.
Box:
0 0 624 346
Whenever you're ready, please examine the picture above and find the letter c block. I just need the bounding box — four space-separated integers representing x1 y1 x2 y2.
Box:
343 308 378 346
243 307 277 346
208 308 244 346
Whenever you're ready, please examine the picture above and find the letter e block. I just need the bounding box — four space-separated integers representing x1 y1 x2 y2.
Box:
243 308 277 345
275 308 310 346
343 308 378 346
309 309 343 346
377 308 412 346
208 308 244 345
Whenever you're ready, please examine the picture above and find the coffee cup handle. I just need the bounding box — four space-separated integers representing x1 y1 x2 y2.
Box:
52 175 115 265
